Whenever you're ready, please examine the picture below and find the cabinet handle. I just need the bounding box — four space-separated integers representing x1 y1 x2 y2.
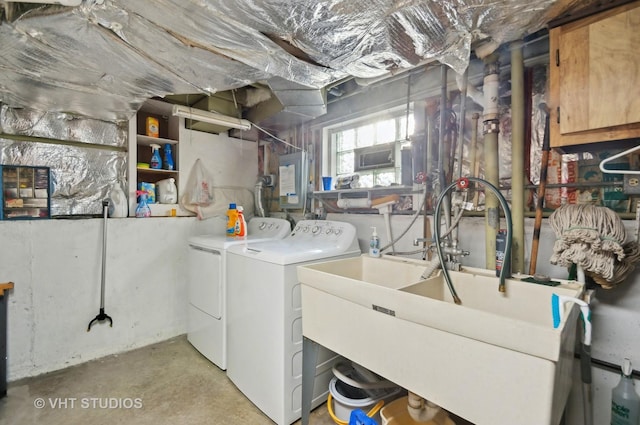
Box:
555 49 560 67
557 107 560 124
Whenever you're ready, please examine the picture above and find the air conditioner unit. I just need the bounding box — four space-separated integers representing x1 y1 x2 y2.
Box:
354 143 395 171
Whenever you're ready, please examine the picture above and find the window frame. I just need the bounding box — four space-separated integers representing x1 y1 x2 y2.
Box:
322 105 414 188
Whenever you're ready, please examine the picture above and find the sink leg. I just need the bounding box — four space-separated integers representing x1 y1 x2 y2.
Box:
302 337 319 425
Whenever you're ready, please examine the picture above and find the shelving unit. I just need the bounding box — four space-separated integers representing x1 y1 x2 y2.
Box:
0 165 51 220
312 185 423 212
128 99 181 216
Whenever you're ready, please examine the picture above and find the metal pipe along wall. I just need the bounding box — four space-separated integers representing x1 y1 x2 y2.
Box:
510 41 525 274
482 53 500 270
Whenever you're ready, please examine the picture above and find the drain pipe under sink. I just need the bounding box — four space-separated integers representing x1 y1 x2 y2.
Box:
407 391 442 422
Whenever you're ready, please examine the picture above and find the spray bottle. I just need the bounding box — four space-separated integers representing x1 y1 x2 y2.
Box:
135 191 151 218
369 227 380 257
150 143 162 169
611 358 640 425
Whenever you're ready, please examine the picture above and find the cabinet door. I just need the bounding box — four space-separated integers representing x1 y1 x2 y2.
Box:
550 2 640 148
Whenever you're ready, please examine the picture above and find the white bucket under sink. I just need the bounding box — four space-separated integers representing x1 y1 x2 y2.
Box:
328 362 403 424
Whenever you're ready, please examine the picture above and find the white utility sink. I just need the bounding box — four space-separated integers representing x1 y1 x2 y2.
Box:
298 254 584 425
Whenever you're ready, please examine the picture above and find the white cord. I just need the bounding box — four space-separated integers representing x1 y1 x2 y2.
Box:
251 122 302 151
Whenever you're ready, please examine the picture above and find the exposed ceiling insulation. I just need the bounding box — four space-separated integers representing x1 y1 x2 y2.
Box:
0 0 604 126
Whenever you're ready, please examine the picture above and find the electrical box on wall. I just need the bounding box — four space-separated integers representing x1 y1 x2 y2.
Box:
278 151 308 210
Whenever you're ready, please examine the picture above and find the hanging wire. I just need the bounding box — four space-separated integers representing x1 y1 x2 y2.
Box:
251 121 303 151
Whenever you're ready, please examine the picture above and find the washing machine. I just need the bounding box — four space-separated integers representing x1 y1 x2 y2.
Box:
226 220 361 425
187 216 291 370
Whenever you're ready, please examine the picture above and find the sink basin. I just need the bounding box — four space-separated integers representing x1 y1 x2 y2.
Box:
298 254 584 425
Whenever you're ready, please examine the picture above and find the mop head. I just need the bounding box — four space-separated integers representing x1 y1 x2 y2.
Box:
549 204 640 289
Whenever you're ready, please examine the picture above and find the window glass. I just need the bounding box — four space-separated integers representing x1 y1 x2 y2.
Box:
356 124 375 148
337 151 355 175
376 119 396 144
328 110 414 188
337 129 355 152
374 170 396 186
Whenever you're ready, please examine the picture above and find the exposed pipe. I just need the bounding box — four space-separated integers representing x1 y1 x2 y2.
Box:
470 112 481 208
456 68 468 181
407 391 441 423
438 65 452 232
482 53 501 270
453 67 468 245
510 40 525 274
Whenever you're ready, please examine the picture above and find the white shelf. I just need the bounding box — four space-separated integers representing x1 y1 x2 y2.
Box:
137 134 178 146
136 167 178 175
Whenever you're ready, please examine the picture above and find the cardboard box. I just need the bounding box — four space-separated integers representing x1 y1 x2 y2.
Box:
577 150 630 212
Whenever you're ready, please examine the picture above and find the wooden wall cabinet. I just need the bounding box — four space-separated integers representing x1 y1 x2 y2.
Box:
549 2 640 149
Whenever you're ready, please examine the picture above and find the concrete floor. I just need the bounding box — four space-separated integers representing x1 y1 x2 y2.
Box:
0 335 337 425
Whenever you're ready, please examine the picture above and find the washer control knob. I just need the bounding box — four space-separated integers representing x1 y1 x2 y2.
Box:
334 228 342 236
268 223 274 229
303 226 310 232
294 225 301 232
259 222 267 230
325 228 333 235
312 226 320 234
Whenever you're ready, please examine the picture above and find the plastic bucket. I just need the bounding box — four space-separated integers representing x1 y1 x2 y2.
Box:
329 376 402 424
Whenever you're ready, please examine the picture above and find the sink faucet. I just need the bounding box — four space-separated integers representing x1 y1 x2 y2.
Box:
434 177 513 304
413 238 469 264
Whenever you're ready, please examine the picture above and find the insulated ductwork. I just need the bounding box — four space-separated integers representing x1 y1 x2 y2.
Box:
246 78 327 130
0 0 601 124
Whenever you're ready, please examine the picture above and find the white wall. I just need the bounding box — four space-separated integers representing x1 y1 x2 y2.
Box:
4 128 257 381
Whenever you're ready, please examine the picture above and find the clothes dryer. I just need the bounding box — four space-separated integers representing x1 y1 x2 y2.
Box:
187 217 290 370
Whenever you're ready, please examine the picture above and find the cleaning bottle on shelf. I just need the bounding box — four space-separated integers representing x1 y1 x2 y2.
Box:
611 358 640 425
235 206 247 238
226 203 238 237
135 191 151 218
163 143 174 170
150 143 162 169
369 227 380 257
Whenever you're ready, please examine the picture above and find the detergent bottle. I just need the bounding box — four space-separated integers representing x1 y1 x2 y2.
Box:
135 191 151 217
107 182 128 217
150 143 162 169
235 206 247 238
163 143 174 170
226 203 238 237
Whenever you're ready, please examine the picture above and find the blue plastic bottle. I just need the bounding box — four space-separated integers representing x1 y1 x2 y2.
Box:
163 143 174 170
150 143 162 169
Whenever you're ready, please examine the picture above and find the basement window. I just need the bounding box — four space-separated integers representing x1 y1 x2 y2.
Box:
327 109 413 188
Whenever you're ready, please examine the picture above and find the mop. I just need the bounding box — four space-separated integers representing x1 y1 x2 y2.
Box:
87 200 113 331
549 204 640 289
